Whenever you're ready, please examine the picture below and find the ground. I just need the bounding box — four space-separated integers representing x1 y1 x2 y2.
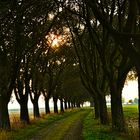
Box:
1 106 138 140
29 109 89 140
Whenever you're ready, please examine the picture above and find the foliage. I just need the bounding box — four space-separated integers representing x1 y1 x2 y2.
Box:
133 98 138 104
61 64 91 104
0 0 140 133
125 69 138 85
128 99 133 104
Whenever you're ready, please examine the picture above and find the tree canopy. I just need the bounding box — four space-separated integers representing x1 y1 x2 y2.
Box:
0 0 139 134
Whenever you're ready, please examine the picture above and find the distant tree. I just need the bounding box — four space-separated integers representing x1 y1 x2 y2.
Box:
125 68 138 85
122 97 125 104
41 34 76 114
61 64 91 109
65 11 110 124
128 99 133 104
134 98 138 104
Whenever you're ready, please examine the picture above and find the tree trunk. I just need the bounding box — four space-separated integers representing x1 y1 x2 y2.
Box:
53 96 58 113
71 103 74 109
98 94 109 124
76 102 80 108
0 56 11 129
20 101 30 124
68 101 71 109
60 98 64 113
33 100 40 118
45 97 50 114
137 70 140 136
0 98 11 129
64 100 67 110
93 97 100 119
110 84 125 132
73 102 76 108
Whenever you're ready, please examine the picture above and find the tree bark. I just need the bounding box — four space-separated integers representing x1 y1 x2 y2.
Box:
137 70 140 137
76 102 80 108
0 97 10 129
30 91 40 118
98 94 109 124
110 84 125 132
60 98 64 113
68 101 71 109
0 55 12 129
33 100 40 118
71 103 74 109
53 96 58 113
64 100 67 110
73 102 76 108
93 97 100 119
45 97 50 114
20 101 30 124
15 85 30 124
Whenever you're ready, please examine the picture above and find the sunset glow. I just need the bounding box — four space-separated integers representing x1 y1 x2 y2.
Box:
46 33 66 49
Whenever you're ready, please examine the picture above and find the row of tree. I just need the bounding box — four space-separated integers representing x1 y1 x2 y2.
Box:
85 0 140 133
0 0 90 129
0 0 140 134
58 0 139 132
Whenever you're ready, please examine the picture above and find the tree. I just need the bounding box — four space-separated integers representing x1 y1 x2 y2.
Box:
0 53 11 129
61 0 134 130
63 8 109 124
0 0 61 129
61 64 91 109
85 0 140 131
134 98 138 104
14 55 30 123
30 57 43 118
128 99 133 104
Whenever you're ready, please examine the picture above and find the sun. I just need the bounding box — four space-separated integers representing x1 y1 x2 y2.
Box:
46 33 65 49
52 38 59 47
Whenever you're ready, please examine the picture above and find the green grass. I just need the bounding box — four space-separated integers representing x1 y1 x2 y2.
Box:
123 104 139 139
0 109 83 140
82 111 129 140
0 105 138 140
43 108 90 140
123 104 138 118
82 105 139 140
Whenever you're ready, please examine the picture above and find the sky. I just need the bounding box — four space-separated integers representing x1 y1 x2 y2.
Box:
8 80 138 110
122 80 138 102
8 94 51 109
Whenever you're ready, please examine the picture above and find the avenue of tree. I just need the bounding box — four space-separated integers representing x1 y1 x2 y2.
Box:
0 0 139 135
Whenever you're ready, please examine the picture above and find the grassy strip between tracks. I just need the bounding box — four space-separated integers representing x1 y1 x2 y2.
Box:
43 108 91 140
0 108 90 140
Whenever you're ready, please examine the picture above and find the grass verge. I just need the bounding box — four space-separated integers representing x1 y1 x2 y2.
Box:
82 110 135 140
0 108 83 140
123 104 139 139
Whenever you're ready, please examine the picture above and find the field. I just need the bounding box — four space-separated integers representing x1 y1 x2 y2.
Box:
0 105 138 140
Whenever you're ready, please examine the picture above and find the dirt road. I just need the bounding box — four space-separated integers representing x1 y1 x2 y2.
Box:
29 109 90 140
